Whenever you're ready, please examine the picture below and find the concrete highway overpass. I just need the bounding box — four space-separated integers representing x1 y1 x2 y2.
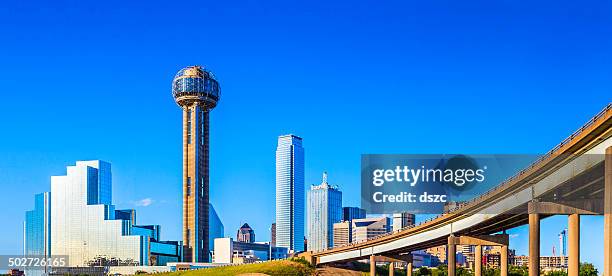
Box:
301 103 612 276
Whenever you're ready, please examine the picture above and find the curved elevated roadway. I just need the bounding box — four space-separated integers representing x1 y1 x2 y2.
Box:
302 104 612 276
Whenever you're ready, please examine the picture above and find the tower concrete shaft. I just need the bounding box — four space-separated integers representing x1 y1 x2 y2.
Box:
182 104 210 262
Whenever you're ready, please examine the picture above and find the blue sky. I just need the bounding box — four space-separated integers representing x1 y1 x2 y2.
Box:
0 0 610 271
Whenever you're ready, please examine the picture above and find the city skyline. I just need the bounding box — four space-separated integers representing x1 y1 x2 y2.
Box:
2 0 611 273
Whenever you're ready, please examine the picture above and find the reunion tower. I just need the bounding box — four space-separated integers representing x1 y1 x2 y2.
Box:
172 66 220 262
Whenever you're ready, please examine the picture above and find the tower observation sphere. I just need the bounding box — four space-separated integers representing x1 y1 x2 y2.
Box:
172 65 220 263
172 65 220 108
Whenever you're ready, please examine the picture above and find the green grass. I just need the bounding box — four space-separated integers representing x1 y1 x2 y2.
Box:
155 259 315 276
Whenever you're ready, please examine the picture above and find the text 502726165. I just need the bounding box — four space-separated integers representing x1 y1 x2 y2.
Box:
0 255 68 270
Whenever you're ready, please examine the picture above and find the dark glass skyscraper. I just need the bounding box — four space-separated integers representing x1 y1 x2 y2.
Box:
172 66 220 262
343 207 366 222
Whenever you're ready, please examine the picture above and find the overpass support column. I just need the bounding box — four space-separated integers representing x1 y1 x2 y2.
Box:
604 146 612 276
407 261 413 276
370 255 376 276
389 262 395 276
529 213 540 276
475 245 482 276
568 214 580 276
448 235 456 276
501 245 508 276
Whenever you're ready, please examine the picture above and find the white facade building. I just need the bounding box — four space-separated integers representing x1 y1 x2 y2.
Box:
392 212 415 232
351 217 390 243
307 172 342 251
51 161 146 266
213 238 234 264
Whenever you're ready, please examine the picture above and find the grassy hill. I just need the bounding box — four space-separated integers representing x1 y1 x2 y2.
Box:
155 258 315 276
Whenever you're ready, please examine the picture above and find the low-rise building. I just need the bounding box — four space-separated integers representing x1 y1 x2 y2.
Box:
412 250 441 267
213 237 288 264
392 212 415 231
511 255 568 272
426 246 447 264
332 221 352 247
351 217 391 243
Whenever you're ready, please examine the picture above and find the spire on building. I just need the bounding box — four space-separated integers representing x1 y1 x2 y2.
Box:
322 171 328 187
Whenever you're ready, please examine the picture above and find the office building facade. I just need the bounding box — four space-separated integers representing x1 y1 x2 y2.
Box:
172 66 221 262
559 229 567 256
512 254 567 272
271 223 276 246
392 212 415 231
237 223 255 243
412 250 441 267
307 172 342 251
351 217 391 243
50 160 145 266
25 160 181 268
209 204 224 252
332 221 351 248
24 192 51 257
275 134 305 252
213 238 288 264
342 207 366 222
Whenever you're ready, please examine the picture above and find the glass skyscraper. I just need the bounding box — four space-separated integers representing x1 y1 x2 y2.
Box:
275 134 304 253
24 192 51 256
307 172 342 252
342 207 366 222
24 160 182 268
51 161 145 266
24 192 51 276
209 204 224 252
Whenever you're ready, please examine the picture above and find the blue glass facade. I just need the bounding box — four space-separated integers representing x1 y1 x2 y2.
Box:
24 192 51 256
275 135 305 253
342 207 366 222
115 209 136 224
209 204 224 252
132 225 160 241
560 229 567 256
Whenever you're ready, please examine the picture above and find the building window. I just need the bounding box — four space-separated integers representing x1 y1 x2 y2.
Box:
187 177 191 196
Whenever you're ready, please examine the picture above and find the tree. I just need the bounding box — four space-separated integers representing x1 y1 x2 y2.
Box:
545 270 567 276
434 264 448 276
579 263 598 276
417 267 432 276
508 265 529 276
457 267 474 276
483 267 500 276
